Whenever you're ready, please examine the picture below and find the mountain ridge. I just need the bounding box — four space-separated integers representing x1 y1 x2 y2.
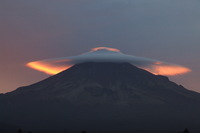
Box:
0 62 200 133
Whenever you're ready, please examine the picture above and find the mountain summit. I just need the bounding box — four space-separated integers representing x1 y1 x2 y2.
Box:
0 62 200 133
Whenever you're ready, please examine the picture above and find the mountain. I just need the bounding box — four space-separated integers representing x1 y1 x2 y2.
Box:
1 62 200 133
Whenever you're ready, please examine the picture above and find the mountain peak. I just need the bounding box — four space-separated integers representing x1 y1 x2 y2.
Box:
30 62 167 93
1 62 200 132
7 62 195 105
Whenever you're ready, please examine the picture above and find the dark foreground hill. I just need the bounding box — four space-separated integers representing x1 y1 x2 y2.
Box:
1 62 200 133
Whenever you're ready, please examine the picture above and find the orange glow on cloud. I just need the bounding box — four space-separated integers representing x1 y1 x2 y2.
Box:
27 60 191 76
142 64 191 76
26 47 191 76
91 47 120 52
26 61 73 75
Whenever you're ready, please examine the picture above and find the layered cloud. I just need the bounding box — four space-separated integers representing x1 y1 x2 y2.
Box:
27 47 191 76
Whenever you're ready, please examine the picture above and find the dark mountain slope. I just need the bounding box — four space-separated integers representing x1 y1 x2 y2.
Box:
0 62 200 133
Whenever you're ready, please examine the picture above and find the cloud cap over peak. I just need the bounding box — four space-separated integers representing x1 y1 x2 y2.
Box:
27 47 191 76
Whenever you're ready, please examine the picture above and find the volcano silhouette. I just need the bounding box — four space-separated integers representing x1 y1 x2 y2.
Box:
1 62 200 133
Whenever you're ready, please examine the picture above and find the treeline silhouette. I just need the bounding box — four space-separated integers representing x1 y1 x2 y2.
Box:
16 128 191 133
17 129 87 133
17 128 32 133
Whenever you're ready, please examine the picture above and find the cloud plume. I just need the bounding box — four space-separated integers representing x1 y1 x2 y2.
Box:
27 47 191 76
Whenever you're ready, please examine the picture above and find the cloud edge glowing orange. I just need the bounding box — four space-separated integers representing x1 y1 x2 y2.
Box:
26 47 191 76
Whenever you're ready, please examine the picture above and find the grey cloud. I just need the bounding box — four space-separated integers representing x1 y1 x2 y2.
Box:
27 47 191 76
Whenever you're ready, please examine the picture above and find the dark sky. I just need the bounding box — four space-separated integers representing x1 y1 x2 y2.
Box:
0 0 200 93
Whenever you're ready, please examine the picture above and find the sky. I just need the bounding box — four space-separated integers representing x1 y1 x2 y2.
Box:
0 0 200 93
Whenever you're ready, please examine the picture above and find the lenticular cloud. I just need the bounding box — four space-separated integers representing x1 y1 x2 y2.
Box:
26 47 191 76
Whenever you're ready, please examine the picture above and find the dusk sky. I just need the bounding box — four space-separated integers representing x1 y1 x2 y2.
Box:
1 0 200 93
